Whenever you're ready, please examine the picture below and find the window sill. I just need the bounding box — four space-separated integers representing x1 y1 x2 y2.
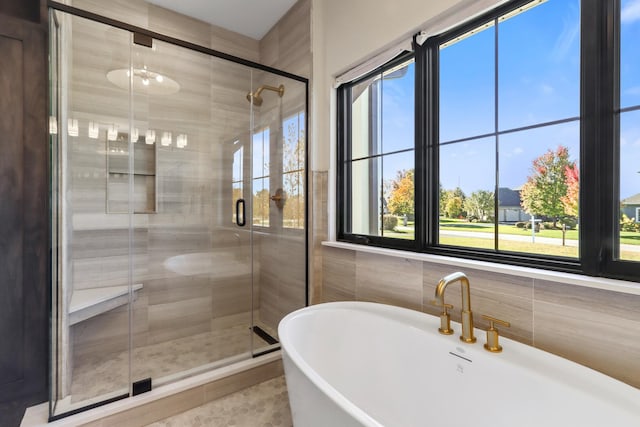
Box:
322 241 640 296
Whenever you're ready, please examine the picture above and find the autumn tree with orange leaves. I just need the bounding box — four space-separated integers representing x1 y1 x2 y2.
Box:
561 164 579 217
520 146 577 228
387 169 415 217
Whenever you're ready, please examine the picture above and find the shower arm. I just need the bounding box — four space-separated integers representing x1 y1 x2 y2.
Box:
253 84 285 98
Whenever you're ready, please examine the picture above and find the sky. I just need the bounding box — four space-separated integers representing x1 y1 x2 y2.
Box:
370 0 640 200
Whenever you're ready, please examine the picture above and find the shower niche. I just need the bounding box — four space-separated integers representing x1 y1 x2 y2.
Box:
107 132 157 214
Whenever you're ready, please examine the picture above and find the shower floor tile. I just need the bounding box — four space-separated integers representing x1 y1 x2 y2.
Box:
70 324 270 404
146 375 293 427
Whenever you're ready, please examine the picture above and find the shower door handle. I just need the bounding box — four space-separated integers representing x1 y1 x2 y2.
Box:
235 198 246 227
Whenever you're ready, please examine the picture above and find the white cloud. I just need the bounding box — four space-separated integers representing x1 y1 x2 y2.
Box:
513 147 524 155
622 0 640 23
540 83 554 95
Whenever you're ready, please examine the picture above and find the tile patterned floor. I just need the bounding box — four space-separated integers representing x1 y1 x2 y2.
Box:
146 376 293 427
71 325 270 403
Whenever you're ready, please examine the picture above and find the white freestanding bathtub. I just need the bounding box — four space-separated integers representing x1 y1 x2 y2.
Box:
279 301 640 427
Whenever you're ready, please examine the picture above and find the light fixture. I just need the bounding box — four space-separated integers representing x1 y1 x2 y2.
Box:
88 122 99 139
161 132 172 146
68 119 79 137
131 128 139 143
107 124 118 141
106 67 179 95
49 116 58 135
145 130 155 145
176 134 188 148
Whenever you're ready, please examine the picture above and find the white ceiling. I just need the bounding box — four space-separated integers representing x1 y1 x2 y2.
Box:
146 0 298 40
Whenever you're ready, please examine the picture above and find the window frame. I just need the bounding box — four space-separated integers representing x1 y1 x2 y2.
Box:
336 0 640 282
337 52 419 251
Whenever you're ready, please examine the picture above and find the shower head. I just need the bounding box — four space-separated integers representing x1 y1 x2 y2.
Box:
246 84 285 106
246 92 263 106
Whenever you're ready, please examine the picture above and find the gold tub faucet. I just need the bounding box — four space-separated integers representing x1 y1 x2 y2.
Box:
434 272 476 343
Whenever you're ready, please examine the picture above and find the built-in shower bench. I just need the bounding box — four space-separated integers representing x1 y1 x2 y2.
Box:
69 284 143 325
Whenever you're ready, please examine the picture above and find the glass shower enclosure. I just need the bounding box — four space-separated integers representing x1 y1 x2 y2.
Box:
49 6 307 419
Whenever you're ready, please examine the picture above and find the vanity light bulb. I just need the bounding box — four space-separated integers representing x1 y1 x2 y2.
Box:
68 119 79 137
156 74 163 83
161 132 172 146
176 134 187 148
107 125 118 141
145 130 155 145
142 78 149 86
49 116 58 135
88 122 99 139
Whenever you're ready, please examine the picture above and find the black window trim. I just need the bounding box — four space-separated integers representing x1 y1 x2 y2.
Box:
337 0 640 283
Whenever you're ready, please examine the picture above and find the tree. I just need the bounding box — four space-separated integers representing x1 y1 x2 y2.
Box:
387 169 414 217
282 120 305 228
439 184 446 215
441 187 466 218
445 196 464 218
520 146 576 227
253 188 270 225
464 190 494 221
561 164 579 218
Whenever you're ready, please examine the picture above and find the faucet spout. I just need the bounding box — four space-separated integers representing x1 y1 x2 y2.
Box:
435 272 476 343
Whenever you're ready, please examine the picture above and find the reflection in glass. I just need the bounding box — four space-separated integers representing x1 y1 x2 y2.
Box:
252 128 270 227
253 128 270 179
233 145 243 223
382 60 415 153
283 112 305 229
498 0 580 130
440 23 495 142
351 157 382 236
351 74 380 160
439 138 495 249
619 111 640 261
253 178 270 226
350 59 414 159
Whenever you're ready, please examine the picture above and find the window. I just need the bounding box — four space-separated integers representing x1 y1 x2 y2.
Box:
253 127 270 227
619 0 640 262
438 0 580 257
283 111 305 229
337 0 640 281
232 142 243 224
339 56 416 246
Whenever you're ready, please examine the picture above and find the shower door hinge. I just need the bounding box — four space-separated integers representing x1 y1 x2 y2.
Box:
133 32 153 48
132 377 152 396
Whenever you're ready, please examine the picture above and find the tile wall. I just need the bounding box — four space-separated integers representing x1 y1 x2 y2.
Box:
320 245 640 388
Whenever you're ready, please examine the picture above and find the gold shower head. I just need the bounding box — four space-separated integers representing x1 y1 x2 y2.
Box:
246 84 285 106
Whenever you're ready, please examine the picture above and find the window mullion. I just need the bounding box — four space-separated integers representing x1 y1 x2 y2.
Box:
580 0 615 276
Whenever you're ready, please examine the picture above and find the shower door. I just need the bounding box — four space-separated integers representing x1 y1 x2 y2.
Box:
128 39 256 389
50 6 307 420
247 70 307 350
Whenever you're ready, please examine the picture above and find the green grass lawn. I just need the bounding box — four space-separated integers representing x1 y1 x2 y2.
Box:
381 217 640 260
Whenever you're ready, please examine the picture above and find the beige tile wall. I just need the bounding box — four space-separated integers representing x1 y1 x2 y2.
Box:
319 245 640 388
255 0 312 332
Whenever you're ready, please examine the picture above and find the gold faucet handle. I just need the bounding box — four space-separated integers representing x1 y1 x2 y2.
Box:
481 314 510 328
429 300 453 312
481 314 510 353
430 300 454 335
